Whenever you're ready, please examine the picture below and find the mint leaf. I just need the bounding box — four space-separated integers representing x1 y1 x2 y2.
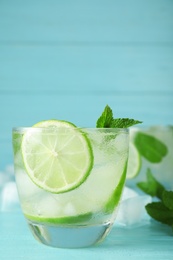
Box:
134 132 168 163
137 169 173 232
162 190 173 210
146 202 173 226
137 168 165 199
96 105 142 128
110 118 142 128
96 105 113 128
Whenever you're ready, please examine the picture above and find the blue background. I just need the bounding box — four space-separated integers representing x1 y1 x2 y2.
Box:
0 1 173 259
0 0 173 168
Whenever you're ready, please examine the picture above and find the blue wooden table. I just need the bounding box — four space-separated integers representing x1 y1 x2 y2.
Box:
0 0 173 258
0 212 173 260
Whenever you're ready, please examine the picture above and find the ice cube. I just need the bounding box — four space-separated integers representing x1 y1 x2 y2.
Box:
5 164 14 176
23 193 62 217
0 171 10 188
114 133 129 154
121 186 138 200
116 187 152 227
63 202 76 216
0 165 15 190
15 170 42 199
0 181 20 212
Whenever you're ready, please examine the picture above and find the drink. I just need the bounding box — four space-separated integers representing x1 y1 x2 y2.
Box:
126 125 173 189
12 124 129 248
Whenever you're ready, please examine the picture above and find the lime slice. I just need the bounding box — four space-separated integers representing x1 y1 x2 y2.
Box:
21 120 93 193
104 162 127 212
126 142 141 179
25 212 93 225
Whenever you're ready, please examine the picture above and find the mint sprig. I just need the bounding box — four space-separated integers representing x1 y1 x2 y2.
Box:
96 105 142 128
96 105 114 128
146 202 173 227
162 190 173 210
137 169 173 231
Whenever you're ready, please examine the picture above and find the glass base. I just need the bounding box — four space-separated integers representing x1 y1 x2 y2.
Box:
27 219 112 248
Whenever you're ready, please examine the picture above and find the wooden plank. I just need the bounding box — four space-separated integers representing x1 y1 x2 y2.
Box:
0 0 173 43
0 45 173 93
1 94 173 129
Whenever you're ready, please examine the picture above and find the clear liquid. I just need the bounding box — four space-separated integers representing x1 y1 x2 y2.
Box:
13 128 128 248
27 219 112 248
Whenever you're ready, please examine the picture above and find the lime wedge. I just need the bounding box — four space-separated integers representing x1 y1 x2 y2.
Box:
104 162 127 212
25 212 93 225
21 120 93 193
126 142 141 179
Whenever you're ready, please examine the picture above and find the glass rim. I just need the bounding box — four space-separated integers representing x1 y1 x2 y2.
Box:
12 127 129 133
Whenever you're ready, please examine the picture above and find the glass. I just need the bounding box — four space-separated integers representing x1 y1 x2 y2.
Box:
127 125 173 189
12 127 129 248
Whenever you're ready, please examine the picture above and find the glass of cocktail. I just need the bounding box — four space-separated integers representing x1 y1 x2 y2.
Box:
126 125 173 189
12 120 129 248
